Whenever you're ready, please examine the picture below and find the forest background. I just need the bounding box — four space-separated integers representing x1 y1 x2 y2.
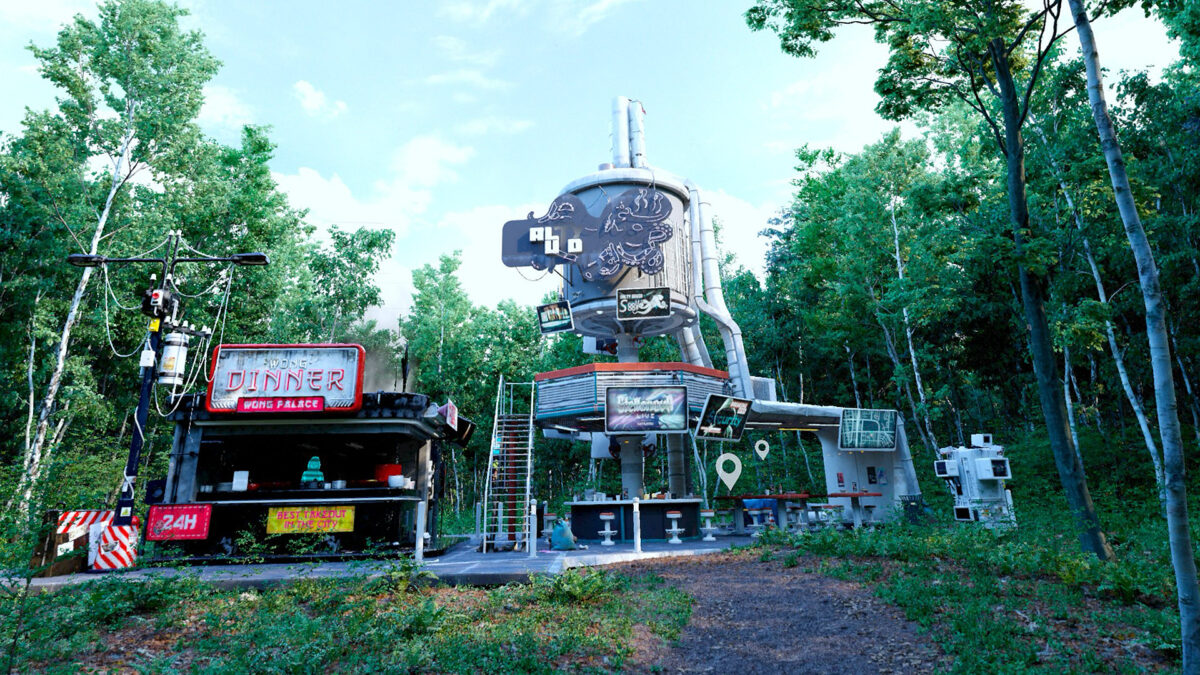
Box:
3 0 1200 667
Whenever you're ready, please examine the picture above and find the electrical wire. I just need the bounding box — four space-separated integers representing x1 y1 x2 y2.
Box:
169 267 229 299
103 264 141 311
122 236 172 261
102 265 146 358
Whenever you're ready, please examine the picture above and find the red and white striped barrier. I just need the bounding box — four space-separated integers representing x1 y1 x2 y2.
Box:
56 510 113 539
93 519 140 571
54 510 142 570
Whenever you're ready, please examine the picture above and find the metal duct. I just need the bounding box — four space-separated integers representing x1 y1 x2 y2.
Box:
685 182 754 396
612 97 631 168
628 100 647 168
689 324 713 368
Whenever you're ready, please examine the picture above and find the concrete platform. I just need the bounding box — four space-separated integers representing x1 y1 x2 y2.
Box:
21 535 755 592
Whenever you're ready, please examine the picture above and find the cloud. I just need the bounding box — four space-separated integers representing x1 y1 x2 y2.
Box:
438 0 526 24
455 116 533 135
703 189 779 278
423 69 511 91
438 0 639 36
431 35 500 67
272 134 477 325
390 135 475 188
198 85 253 131
436 203 558 308
553 0 641 37
292 80 348 119
0 0 93 32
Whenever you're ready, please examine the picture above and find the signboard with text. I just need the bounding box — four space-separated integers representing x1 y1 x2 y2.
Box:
267 506 356 534
536 301 574 334
616 287 671 321
605 386 688 434
146 504 212 541
694 394 752 442
206 344 365 413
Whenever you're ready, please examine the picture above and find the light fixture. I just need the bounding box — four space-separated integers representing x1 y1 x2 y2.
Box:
66 254 106 267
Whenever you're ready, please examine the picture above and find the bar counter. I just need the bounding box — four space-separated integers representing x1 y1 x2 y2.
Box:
567 498 702 541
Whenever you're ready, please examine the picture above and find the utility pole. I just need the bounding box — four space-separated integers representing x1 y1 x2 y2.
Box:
67 231 268 526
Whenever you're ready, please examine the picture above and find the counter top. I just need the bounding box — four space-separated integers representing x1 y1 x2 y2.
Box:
566 498 703 506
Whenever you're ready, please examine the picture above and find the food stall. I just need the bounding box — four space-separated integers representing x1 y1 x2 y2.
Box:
147 344 472 560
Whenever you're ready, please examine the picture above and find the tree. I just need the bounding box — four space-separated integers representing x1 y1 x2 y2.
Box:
747 0 1114 559
1066 0 1200 665
15 0 218 508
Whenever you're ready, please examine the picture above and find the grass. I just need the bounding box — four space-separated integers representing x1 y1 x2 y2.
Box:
2 565 691 674
746 507 1181 674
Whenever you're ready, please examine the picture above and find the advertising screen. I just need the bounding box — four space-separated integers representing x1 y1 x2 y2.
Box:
838 408 898 450
604 386 688 434
536 301 574 334
694 394 752 442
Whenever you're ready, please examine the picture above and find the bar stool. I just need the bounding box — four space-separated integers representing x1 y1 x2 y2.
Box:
699 509 718 542
747 508 764 537
598 512 617 546
665 511 684 544
786 504 806 532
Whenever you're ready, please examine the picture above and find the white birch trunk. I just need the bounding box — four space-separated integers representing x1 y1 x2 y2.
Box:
1036 126 1166 508
21 116 137 510
1069 1 1200 667
1063 343 1085 475
890 202 938 448
844 343 863 408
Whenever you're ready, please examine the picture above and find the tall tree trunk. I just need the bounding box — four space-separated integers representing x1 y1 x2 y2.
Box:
890 200 938 448
21 119 137 510
1168 320 1200 449
1063 343 1085 475
1069 0 1200 663
844 344 863 408
874 306 929 452
1038 137 1167 506
990 38 1113 560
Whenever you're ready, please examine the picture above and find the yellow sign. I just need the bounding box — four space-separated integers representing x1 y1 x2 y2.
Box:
267 506 355 534
148 318 161 332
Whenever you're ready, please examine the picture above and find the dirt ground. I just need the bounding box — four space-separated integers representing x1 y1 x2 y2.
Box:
614 552 948 674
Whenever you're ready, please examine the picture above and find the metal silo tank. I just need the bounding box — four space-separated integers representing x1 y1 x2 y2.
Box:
557 166 695 339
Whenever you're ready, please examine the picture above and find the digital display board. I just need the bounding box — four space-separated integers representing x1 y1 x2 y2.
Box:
604 386 688 434
838 408 898 450
694 394 752 442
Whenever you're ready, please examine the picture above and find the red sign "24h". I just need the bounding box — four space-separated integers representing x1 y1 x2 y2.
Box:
146 504 212 541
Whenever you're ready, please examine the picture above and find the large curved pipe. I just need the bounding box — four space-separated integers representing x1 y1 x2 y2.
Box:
684 181 754 396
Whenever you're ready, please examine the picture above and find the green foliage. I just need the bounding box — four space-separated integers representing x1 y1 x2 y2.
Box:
530 568 627 605
0 567 690 673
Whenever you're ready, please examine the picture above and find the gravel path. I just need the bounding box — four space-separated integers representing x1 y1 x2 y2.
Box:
614 552 947 674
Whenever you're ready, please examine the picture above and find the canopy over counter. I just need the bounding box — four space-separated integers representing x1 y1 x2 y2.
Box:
153 389 473 560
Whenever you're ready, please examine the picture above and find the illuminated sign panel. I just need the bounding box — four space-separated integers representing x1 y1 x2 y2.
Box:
267 506 356 534
605 386 688 434
838 408 897 450
146 504 212 541
695 394 752 442
537 301 574 334
206 344 364 413
616 287 671 320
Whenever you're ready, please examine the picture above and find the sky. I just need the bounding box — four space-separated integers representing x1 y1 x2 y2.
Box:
0 1 1181 329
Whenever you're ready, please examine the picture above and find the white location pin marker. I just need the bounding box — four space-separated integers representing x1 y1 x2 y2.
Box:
715 453 743 491
754 439 770 461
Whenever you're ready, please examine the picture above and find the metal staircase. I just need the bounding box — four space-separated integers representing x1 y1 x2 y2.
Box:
481 376 535 552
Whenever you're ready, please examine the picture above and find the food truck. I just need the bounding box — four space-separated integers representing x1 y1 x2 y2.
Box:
146 344 472 560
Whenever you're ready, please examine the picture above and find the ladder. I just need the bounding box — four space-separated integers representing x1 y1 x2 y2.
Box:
481 376 536 552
